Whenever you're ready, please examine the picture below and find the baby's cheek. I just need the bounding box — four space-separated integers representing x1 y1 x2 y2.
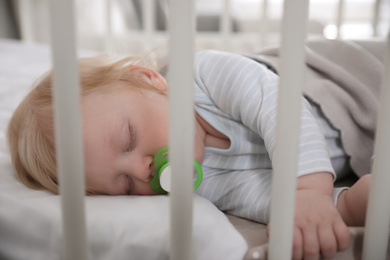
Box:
133 183 159 196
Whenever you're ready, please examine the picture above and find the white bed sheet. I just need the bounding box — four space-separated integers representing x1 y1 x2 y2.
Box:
0 39 247 260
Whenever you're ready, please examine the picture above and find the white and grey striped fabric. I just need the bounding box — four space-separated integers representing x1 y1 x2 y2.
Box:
193 50 349 224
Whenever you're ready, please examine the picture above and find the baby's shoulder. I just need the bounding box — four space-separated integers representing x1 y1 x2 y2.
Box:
195 49 241 61
195 49 265 69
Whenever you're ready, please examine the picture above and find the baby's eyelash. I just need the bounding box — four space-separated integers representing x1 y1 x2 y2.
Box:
128 124 136 152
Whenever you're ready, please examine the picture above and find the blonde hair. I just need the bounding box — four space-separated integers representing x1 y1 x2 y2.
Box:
7 54 166 194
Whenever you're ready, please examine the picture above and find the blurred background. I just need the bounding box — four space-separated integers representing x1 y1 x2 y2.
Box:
0 0 389 54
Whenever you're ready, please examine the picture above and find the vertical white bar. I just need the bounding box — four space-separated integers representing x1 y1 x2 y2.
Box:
50 1 87 260
168 1 195 260
362 30 390 260
142 0 155 48
268 0 309 259
372 0 381 37
336 0 345 39
17 0 34 42
220 0 231 51
260 0 269 47
105 0 114 52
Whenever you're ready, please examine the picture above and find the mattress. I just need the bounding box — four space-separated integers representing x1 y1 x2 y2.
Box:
0 39 247 260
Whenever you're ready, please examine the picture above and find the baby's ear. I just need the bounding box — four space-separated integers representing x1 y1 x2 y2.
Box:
129 65 167 92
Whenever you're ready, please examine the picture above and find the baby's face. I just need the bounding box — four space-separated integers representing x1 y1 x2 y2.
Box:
81 84 170 195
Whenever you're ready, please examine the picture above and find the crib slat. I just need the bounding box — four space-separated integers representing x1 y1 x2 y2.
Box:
336 0 345 39
259 0 269 47
49 1 87 259
104 0 114 52
362 29 390 260
17 0 35 43
168 1 195 260
268 0 309 259
371 0 381 37
221 0 232 51
142 0 155 48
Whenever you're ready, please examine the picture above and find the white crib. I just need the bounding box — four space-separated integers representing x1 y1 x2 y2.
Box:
1 1 390 259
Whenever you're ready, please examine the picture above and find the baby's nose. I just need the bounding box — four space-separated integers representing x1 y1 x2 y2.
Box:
133 156 155 182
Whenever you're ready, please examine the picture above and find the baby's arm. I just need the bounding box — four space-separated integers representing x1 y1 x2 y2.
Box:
336 174 371 226
285 172 351 259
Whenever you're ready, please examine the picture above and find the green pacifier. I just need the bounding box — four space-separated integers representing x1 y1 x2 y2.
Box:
150 147 203 194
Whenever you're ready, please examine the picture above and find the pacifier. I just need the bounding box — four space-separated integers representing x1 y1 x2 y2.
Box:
150 147 203 194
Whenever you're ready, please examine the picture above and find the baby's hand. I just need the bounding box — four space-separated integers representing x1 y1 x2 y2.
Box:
267 189 350 259
291 189 350 259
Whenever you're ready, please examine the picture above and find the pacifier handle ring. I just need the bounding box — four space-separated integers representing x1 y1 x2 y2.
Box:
193 161 203 191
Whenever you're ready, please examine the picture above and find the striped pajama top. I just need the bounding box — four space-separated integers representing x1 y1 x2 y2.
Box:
192 50 349 224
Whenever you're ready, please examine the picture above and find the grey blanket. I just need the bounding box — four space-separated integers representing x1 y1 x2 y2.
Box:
247 39 386 177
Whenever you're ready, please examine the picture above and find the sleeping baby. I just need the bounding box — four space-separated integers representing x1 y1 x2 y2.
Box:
8 40 382 259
